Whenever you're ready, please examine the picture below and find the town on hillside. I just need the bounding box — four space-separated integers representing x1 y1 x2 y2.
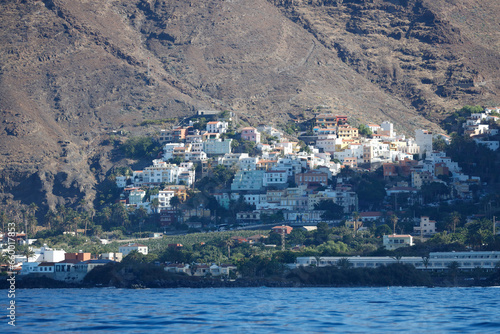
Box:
115 107 500 229
2 106 500 285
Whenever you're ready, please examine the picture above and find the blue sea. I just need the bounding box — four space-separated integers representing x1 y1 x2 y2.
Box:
2 287 500 333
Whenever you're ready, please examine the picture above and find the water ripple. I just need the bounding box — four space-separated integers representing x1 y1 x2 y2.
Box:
4 287 500 333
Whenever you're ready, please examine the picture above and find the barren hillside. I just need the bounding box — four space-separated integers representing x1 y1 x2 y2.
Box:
0 0 498 210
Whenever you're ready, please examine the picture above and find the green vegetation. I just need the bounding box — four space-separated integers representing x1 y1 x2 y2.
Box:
358 124 373 137
231 139 259 155
442 105 483 134
191 117 207 130
314 200 344 220
444 134 498 183
121 136 162 160
281 121 300 135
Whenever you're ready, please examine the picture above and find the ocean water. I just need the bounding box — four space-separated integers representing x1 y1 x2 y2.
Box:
2 287 500 333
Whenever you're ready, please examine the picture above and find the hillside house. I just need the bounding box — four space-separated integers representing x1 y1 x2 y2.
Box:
119 243 148 256
414 216 437 236
383 234 414 250
241 127 261 143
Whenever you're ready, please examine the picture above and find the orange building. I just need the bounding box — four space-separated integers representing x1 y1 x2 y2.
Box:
271 225 293 235
65 252 91 262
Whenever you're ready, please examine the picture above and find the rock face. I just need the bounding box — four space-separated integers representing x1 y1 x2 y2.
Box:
270 0 500 120
0 0 498 210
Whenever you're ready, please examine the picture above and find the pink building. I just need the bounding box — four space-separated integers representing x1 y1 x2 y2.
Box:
241 127 261 143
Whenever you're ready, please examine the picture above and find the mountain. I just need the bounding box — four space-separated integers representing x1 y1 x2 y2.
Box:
0 0 498 210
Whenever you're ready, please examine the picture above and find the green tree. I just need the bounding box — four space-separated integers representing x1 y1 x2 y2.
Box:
356 177 386 210
358 124 373 137
336 258 352 270
375 224 393 237
121 136 161 160
465 219 493 249
287 229 307 246
315 200 344 220
150 198 160 214
422 256 430 269
314 222 332 245
421 182 449 204
433 137 448 152
18 245 35 262
110 203 130 229
170 196 181 208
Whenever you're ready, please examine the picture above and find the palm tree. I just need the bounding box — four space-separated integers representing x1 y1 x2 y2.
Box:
27 203 39 236
390 214 398 234
20 207 28 240
422 256 430 270
225 238 235 259
336 258 352 270
450 212 461 233
170 195 181 209
392 255 403 264
20 246 35 262
150 198 160 214
28 202 38 217
0 252 10 265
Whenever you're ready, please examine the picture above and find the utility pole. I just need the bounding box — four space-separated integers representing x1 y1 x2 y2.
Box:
281 225 285 252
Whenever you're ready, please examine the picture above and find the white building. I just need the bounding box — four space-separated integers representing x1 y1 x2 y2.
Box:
415 129 433 158
333 144 364 164
380 121 395 138
263 170 288 187
414 216 437 236
294 251 500 271
383 234 414 250
129 190 146 205
308 189 358 213
257 143 272 153
316 134 340 154
150 190 175 212
238 156 259 171
274 142 294 155
29 245 66 263
218 153 249 169
135 161 195 187
119 243 148 257
116 176 128 188
276 157 303 177
243 194 264 206
163 143 184 160
204 139 232 155
231 170 265 191
257 125 283 141
206 121 229 134
473 138 499 151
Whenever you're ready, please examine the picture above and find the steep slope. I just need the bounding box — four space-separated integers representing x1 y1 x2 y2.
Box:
0 0 497 211
269 0 500 122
